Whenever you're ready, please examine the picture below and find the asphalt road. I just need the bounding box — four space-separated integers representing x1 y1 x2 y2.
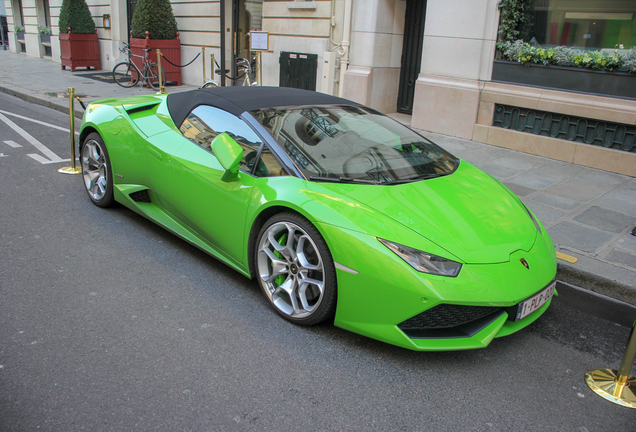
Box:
0 92 634 431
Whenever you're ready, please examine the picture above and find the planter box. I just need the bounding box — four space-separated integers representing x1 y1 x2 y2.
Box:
40 34 50 44
16 32 25 42
60 30 100 72
492 60 636 100
130 31 181 87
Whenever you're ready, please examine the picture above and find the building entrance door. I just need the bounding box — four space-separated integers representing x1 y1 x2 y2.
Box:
230 0 263 85
396 0 427 114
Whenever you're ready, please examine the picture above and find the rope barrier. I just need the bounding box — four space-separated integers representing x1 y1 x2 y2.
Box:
160 52 201 68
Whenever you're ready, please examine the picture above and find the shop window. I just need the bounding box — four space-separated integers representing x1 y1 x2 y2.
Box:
529 0 636 49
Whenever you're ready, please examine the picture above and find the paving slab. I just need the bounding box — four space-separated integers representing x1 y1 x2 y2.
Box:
573 206 636 234
1 50 635 305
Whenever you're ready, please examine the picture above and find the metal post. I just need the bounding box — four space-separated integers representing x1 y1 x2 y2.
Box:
202 46 206 84
220 0 226 87
211 53 215 80
156 49 165 94
258 51 263 86
585 317 636 409
58 88 81 175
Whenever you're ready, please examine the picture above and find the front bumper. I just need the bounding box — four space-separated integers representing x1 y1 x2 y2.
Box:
318 223 557 351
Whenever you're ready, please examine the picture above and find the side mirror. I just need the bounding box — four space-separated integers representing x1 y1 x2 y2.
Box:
211 132 244 181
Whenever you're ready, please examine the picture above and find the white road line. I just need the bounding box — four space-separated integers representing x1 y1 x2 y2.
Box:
3 140 22 148
0 108 80 136
0 112 64 163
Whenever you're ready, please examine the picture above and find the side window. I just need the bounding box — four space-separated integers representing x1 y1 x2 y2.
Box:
180 105 263 173
251 146 288 177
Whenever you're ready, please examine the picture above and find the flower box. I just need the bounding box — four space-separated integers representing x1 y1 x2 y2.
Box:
492 60 635 100
130 31 181 86
60 29 100 72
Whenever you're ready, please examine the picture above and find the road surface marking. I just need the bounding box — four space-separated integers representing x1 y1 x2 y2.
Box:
0 109 80 135
0 112 68 164
3 140 22 148
556 252 578 263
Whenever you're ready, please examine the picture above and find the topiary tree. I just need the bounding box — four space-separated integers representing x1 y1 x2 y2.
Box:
131 0 178 40
58 0 96 34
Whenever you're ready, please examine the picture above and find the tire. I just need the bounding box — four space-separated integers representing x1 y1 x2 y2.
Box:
147 64 167 91
255 213 337 326
112 62 139 88
80 132 114 208
201 81 219 88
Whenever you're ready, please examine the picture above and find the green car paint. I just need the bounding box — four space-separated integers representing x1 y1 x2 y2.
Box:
80 94 557 351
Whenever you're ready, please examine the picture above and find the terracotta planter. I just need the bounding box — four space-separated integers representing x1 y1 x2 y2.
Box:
60 28 100 72
130 31 181 86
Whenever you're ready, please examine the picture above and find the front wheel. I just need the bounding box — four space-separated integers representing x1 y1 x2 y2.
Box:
147 64 167 91
80 132 114 208
255 213 337 326
112 62 139 88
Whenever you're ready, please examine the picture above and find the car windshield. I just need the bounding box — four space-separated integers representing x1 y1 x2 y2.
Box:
249 105 458 184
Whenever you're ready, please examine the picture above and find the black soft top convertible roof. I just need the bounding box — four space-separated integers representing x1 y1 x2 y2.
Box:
167 86 359 128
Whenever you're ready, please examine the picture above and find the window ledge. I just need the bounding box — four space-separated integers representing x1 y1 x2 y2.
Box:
287 1 316 10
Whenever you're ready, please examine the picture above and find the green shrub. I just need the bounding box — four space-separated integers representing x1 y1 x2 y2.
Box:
622 48 636 73
130 0 178 40
58 0 96 34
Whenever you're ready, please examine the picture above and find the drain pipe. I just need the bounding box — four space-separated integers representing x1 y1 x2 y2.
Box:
337 0 353 97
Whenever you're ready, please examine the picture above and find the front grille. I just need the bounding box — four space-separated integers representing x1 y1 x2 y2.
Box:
398 304 504 339
129 189 151 203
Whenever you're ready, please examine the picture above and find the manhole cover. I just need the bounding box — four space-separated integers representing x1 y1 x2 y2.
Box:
44 92 89 99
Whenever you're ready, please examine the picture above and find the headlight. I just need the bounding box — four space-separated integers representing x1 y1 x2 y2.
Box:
378 239 462 277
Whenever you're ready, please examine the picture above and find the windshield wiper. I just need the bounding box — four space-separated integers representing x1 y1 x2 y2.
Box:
384 173 445 185
309 176 379 184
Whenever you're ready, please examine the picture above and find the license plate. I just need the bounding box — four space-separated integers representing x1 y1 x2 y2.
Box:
514 281 556 321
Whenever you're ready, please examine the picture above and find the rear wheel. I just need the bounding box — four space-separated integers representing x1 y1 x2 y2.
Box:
255 213 337 326
147 64 167 91
112 62 139 88
81 132 114 208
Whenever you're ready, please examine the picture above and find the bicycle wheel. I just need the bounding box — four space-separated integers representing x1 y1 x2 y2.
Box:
112 62 139 88
201 81 219 88
146 64 167 91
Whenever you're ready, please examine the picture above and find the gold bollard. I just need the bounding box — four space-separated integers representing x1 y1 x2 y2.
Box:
202 47 206 84
585 317 636 408
258 51 263 86
156 49 165 94
59 87 82 175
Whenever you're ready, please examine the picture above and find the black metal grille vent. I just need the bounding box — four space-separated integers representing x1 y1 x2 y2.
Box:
493 104 636 153
398 304 505 339
399 304 503 330
129 190 151 203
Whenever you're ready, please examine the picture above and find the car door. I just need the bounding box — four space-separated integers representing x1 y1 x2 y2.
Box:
147 105 263 266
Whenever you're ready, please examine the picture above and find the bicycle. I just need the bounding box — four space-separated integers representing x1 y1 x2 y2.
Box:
113 43 167 91
201 57 257 88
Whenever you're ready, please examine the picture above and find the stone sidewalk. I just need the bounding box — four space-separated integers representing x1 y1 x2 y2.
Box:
2 50 636 304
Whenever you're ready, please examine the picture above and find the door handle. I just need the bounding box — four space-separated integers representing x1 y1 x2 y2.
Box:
147 147 163 161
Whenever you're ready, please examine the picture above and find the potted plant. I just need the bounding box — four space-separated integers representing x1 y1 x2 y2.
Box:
38 26 51 44
14 25 25 41
130 0 181 85
58 0 100 71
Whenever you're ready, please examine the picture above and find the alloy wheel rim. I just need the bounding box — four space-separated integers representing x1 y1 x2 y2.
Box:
81 139 108 201
257 222 325 318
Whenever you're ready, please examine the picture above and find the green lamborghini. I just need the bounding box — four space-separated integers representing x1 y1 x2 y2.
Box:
79 86 557 351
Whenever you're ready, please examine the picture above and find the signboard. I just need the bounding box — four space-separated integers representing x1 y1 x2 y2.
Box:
249 31 269 51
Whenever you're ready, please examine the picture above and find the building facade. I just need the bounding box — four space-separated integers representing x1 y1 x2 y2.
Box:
4 0 636 175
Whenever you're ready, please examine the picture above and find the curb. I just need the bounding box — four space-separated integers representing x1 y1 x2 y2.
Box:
556 281 636 327
0 85 85 119
557 261 636 307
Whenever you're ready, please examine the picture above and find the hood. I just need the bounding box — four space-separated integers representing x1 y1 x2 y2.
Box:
329 162 537 264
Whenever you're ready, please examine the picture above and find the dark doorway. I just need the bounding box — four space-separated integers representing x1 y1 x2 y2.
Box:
396 0 427 114
229 0 263 85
